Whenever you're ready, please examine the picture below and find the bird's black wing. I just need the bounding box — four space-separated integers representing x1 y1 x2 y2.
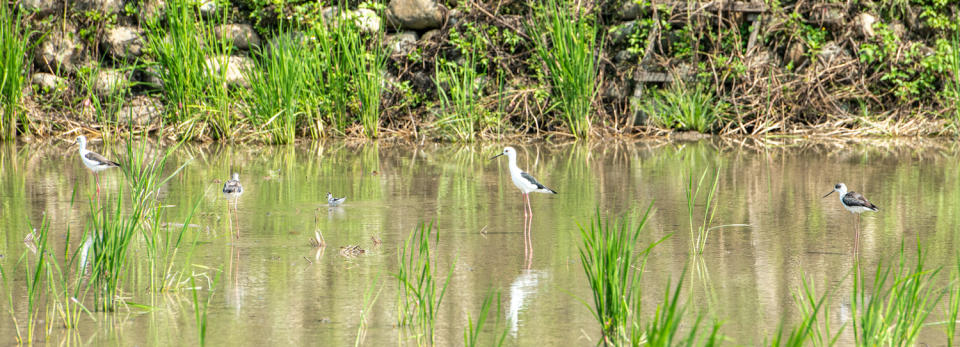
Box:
85 151 121 167
521 172 557 194
223 180 243 194
844 191 878 210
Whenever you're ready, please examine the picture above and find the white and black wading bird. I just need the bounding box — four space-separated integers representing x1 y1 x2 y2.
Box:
76 135 121 197
327 192 346 207
823 182 879 255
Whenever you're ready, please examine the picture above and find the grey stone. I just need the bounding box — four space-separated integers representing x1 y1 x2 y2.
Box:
386 0 443 30
74 0 122 13
34 24 84 74
420 29 440 43
618 0 643 20
855 13 877 38
614 50 638 64
30 73 66 92
199 0 220 17
93 69 129 96
322 6 338 23
138 66 164 90
816 41 851 65
116 96 163 127
388 31 418 55
102 26 144 60
141 0 166 23
352 8 381 34
19 0 59 15
204 55 255 88
214 24 261 50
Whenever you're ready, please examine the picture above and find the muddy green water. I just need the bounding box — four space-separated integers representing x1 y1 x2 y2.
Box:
1 139 959 345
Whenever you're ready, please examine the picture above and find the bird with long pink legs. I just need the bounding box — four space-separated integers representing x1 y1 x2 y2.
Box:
76 136 121 200
492 147 557 262
823 182 879 256
223 172 244 239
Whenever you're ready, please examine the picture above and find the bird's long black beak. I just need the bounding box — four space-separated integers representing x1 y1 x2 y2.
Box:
490 152 504 160
822 191 834 198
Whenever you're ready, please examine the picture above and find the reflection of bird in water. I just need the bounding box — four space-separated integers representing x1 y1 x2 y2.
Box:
506 270 547 337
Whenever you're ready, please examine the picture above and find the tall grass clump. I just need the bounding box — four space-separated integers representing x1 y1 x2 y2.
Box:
395 221 453 345
853 244 943 346
577 205 666 344
529 0 598 139
246 26 309 144
768 275 843 347
435 29 485 141
639 81 725 133
0 3 33 140
145 0 234 140
685 169 720 256
945 254 960 346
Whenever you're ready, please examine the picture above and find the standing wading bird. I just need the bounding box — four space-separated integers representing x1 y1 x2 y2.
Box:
76 136 121 198
327 192 346 207
223 173 243 238
491 147 557 262
823 182 879 255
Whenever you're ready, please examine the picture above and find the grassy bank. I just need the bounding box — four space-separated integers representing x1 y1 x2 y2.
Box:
1 0 959 142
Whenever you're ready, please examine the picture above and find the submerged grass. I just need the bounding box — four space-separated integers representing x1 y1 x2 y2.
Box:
577 205 666 344
395 221 453 345
0 2 33 140
529 0 598 139
685 169 720 256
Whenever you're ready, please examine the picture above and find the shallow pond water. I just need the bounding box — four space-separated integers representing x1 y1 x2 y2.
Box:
1 138 959 345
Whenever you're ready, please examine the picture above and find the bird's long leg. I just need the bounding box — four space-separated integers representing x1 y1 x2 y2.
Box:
526 193 533 257
234 197 241 239
95 173 101 200
855 213 861 256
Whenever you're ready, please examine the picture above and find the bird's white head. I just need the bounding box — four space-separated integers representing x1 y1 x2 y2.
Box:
823 182 847 198
231 172 240 180
491 146 517 161
75 136 87 149
326 192 332 199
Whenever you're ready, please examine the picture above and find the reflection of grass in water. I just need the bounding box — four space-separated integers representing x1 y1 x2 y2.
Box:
354 273 382 347
0 217 51 343
190 270 219 346
395 221 453 345
643 268 722 346
685 169 720 256
853 244 944 346
463 290 508 347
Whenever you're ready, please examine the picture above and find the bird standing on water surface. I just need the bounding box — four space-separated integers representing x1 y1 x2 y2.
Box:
223 172 243 238
492 147 557 260
823 182 878 255
76 135 121 197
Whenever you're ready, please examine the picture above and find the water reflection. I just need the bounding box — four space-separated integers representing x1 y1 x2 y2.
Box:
0 138 958 345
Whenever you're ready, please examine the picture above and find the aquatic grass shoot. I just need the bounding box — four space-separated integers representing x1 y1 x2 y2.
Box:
0 2 34 140
354 273 383 347
639 81 724 133
853 244 943 346
463 290 508 347
190 270 220 346
145 0 234 140
395 221 454 345
685 169 720 256
435 32 485 141
944 253 960 346
642 269 722 346
769 274 843 347
529 0 598 139
577 205 665 344
0 216 53 343
949 22 960 128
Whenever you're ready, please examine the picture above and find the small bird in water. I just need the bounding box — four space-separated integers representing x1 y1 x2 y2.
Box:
823 182 878 254
76 135 121 197
327 192 346 207
223 173 243 205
